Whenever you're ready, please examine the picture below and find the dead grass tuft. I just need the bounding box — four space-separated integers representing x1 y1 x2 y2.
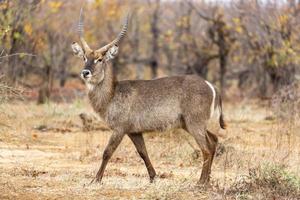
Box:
271 82 300 122
21 168 47 178
0 76 23 103
228 164 300 199
79 112 110 132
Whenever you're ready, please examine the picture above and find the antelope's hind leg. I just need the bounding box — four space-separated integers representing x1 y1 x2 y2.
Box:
184 121 218 185
128 133 156 182
204 130 218 182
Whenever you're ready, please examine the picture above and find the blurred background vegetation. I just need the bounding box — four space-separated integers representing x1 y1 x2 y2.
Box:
0 2 300 199
0 0 299 104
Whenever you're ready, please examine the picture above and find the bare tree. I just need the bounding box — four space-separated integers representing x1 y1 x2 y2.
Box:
188 1 235 97
148 0 160 78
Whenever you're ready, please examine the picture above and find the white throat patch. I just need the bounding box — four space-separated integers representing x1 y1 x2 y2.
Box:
85 69 105 92
86 82 95 91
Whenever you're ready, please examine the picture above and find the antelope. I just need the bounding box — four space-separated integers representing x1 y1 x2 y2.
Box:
71 10 226 185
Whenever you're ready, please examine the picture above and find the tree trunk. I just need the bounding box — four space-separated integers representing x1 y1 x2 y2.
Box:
149 0 160 78
37 64 52 104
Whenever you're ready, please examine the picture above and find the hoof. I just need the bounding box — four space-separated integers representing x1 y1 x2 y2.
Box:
149 176 156 183
196 180 211 190
89 177 102 185
149 172 157 183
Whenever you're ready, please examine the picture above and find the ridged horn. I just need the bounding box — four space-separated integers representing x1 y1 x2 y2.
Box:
78 8 92 54
95 14 129 55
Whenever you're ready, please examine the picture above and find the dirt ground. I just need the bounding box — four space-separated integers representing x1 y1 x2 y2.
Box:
0 99 299 199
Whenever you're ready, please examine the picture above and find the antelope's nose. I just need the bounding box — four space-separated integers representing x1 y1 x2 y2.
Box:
81 69 91 79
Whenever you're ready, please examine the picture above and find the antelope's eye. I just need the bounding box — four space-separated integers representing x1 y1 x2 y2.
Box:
94 58 102 64
83 56 87 62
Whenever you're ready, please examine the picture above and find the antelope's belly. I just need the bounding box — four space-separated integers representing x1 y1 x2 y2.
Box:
106 104 182 133
129 109 183 132
104 94 184 132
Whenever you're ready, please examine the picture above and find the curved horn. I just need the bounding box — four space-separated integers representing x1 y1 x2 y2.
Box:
95 14 129 55
78 8 92 53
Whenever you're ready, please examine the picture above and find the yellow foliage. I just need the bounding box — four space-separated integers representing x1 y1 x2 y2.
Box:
94 0 103 8
235 26 243 34
36 36 46 50
1 26 10 35
106 0 120 19
0 2 8 10
24 23 33 36
224 24 231 30
176 20 182 27
108 9 117 18
165 30 173 37
85 30 97 45
13 32 21 40
48 1 62 13
232 17 240 24
18 53 26 58
287 48 295 55
278 14 289 25
232 55 240 62
181 16 189 28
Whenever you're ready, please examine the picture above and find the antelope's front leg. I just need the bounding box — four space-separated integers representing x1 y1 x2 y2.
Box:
90 131 125 184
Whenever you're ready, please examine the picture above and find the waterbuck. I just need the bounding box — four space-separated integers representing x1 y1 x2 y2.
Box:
71 11 226 185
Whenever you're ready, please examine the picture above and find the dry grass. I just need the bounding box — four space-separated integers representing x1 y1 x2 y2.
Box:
0 99 299 199
0 76 23 103
227 164 300 199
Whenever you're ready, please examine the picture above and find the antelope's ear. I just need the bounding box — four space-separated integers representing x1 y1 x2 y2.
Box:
105 45 119 61
71 42 84 58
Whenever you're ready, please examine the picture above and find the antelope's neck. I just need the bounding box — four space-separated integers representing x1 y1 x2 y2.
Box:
88 64 116 118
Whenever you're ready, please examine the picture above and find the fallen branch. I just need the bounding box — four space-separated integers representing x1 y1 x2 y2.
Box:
0 76 24 103
79 113 111 132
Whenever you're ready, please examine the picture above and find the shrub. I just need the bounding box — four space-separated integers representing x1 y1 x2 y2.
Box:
0 76 23 103
228 164 300 199
271 82 300 122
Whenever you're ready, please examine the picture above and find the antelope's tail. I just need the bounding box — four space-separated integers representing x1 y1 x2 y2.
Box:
218 96 227 129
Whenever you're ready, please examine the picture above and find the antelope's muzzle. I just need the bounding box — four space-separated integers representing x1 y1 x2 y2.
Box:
81 69 92 79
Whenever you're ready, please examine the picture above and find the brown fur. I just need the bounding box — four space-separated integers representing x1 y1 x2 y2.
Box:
71 16 226 185
81 60 225 185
